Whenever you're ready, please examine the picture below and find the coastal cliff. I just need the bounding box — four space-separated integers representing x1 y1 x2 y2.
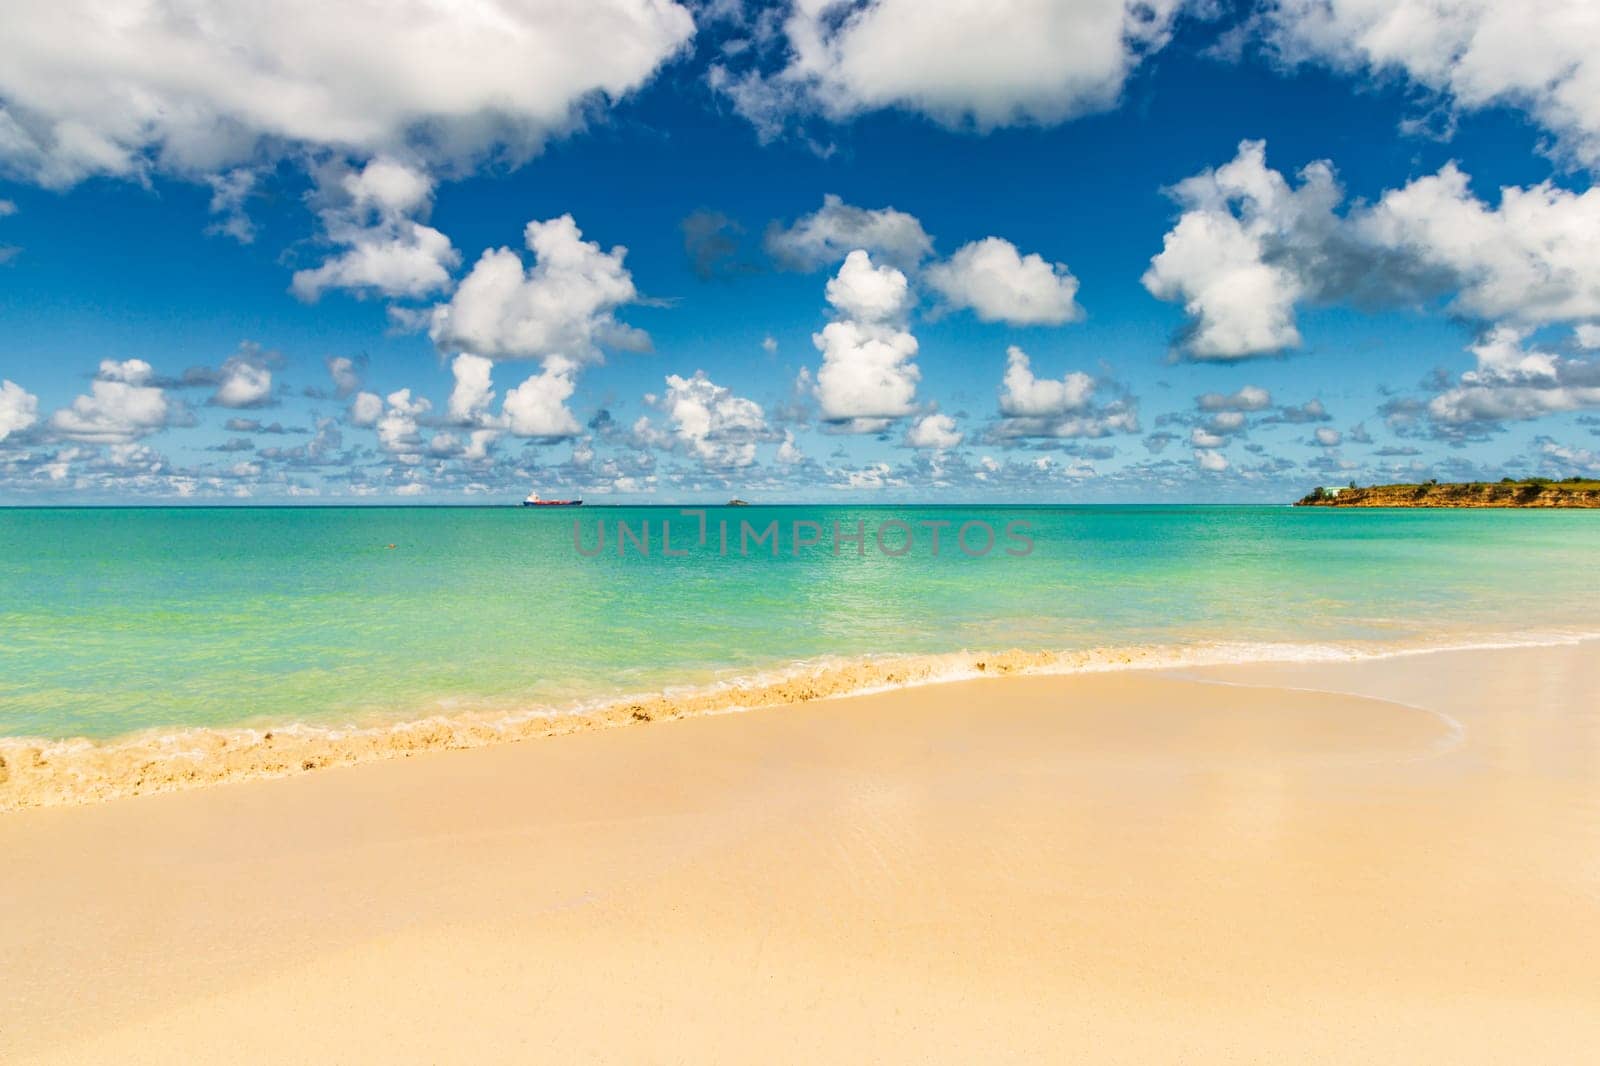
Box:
1296 479 1600 508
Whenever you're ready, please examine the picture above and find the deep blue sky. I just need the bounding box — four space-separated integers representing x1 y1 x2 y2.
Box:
2 1 1597 502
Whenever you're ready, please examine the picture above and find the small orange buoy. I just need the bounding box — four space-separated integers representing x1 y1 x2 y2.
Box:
386 543 397 550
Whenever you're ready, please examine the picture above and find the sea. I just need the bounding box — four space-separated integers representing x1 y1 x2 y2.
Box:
2 504 1598 746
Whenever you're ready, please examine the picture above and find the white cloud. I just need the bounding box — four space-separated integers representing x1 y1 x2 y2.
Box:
776 430 805 465
1539 439 1600 474
824 247 914 322
1314 427 1342 446
203 169 255 243
1147 139 1600 359
447 353 497 425
210 350 273 408
811 321 921 430
1142 140 1328 359
0 1 696 188
998 346 1094 417
1195 448 1229 472
831 461 906 491
905 412 962 450
428 215 646 362
925 237 1082 325
348 391 383 428
1265 0 1600 167
766 194 934 271
1428 326 1600 427
291 158 459 302
1577 324 1600 349
326 356 363 398
994 346 1137 439
428 428 498 462
1357 165 1600 326
0 379 39 442
98 359 153 385
502 359 581 439
1197 385 1272 411
720 0 1183 134
49 360 170 443
1190 427 1227 449
374 389 432 458
658 370 769 467
810 251 921 429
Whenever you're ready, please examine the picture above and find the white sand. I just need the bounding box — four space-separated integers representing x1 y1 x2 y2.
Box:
3 641 1598 1063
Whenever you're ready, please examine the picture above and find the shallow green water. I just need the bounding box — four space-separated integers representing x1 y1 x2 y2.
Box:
1 505 1596 740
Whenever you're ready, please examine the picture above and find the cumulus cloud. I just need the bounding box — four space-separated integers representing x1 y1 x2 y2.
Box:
348 391 384 428
1142 140 1333 359
1538 438 1600 475
428 215 646 363
1427 326 1600 429
1146 139 1600 359
925 237 1082 325
226 418 301 435
502 360 582 440
656 370 770 467
905 412 963 450
447 353 497 425
325 355 365 399
1357 165 1600 326
823 246 915 322
715 0 1184 135
1197 385 1272 411
999 346 1095 418
0 379 39 442
291 158 459 302
427 428 498 462
1263 397 1331 424
49 359 171 443
0 0 696 188
373 389 431 457
1264 0 1600 168
994 346 1138 439
208 348 274 408
810 250 921 430
1195 448 1229 472
765 194 933 271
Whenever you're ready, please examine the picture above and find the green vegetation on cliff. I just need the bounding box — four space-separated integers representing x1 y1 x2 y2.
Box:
1296 478 1600 508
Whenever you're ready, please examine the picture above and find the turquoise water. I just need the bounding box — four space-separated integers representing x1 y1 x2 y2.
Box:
1 505 1597 741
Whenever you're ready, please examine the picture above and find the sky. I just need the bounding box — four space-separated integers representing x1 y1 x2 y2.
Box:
2 0 1600 504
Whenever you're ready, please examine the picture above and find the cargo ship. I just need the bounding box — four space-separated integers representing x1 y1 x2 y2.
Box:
522 490 583 507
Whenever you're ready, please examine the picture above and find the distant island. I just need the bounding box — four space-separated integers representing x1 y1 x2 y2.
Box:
1297 478 1600 508
727 498 750 507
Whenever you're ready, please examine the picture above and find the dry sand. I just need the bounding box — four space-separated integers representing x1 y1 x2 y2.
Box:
3 641 1598 1063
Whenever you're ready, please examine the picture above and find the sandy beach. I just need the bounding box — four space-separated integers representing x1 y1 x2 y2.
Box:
4 640 1598 1064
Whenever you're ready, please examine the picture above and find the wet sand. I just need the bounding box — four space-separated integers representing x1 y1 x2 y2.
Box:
3 642 1598 1063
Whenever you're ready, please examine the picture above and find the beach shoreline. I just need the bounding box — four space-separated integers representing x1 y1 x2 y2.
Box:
4 628 1597 811
5 640 1599 1063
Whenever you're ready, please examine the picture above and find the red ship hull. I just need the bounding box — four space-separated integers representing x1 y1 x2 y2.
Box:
522 499 583 507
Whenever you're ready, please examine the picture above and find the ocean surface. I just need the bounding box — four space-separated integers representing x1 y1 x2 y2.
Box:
2 504 1598 743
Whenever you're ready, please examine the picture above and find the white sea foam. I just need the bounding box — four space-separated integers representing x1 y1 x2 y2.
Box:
3 627 1597 811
